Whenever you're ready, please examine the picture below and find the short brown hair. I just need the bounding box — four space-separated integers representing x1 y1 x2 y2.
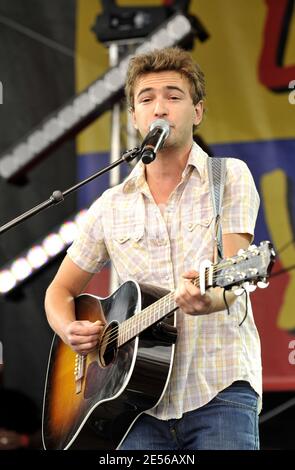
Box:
125 47 205 109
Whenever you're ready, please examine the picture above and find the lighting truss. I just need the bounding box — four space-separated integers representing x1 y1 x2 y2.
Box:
0 210 87 295
0 13 195 182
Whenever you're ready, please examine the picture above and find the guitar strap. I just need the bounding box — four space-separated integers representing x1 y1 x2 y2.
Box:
207 156 227 263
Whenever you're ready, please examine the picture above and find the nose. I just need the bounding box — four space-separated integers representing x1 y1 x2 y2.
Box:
153 98 168 118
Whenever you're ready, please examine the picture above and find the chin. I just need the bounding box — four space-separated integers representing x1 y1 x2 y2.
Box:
166 138 183 149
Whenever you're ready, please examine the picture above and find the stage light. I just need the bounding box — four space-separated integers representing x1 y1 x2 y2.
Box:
0 13 196 183
43 234 65 257
0 209 87 295
10 258 32 281
27 246 48 269
0 270 16 294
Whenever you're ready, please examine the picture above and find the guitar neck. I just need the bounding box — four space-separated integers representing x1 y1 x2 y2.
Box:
117 269 206 346
117 240 275 347
118 290 179 347
118 266 214 346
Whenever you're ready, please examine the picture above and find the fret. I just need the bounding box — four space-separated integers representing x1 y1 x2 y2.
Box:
118 289 179 348
118 325 123 347
116 269 212 348
115 242 275 348
116 279 197 348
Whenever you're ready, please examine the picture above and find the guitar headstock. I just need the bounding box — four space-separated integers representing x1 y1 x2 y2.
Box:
213 241 276 293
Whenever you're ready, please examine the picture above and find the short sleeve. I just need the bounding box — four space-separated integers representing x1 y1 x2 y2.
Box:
221 158 260 239
67 194 109 273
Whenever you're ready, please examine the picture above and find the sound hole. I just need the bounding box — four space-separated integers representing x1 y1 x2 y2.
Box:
98 321 118 367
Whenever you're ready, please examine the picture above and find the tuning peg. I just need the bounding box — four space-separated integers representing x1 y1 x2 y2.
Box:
232 286 245 296
257 281 269 289
242 281 257 292
248 244 257 250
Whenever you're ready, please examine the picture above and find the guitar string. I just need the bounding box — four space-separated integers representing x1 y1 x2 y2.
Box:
98 293 174 352
97 270 206 352
97 252 260 352
98 289 176 352
97 255 253 352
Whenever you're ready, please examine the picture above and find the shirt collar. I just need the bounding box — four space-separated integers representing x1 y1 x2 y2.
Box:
122 141 209 193
122 159 146 193
182 141 208 183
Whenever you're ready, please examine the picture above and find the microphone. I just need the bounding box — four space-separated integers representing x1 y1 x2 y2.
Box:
140 119 170 164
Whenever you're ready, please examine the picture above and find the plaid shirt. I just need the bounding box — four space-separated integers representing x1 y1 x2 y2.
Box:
68 142 261 419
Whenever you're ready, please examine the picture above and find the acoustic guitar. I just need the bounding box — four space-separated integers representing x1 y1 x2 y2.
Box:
42 241 275 450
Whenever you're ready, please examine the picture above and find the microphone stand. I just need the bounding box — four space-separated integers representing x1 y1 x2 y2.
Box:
0 147 140 235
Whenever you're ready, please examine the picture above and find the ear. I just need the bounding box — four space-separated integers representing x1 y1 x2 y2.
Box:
130 107 138 130
193 100 204 126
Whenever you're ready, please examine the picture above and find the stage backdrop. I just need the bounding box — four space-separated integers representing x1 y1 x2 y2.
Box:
76 0 295 391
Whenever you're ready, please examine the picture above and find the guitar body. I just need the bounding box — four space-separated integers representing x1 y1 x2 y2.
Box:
42 280 177 450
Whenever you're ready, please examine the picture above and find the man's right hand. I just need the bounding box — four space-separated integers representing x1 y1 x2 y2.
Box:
63 320 106 355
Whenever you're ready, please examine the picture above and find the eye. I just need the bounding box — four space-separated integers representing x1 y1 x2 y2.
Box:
169 96 180 100
141 97 152 103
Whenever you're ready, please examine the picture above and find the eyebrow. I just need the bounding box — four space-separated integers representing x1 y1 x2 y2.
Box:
136 85 186 99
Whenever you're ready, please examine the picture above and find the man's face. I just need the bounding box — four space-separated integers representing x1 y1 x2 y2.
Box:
131 71 203 150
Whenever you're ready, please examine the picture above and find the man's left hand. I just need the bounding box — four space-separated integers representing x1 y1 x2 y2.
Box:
175 270 212 315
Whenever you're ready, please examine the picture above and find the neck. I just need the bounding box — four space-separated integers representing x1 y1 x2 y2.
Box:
145 141 193 182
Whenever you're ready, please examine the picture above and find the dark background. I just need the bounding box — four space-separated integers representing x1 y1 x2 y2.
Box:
0 0 76 407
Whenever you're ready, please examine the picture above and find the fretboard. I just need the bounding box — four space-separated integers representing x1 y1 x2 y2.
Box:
117 269 205 347
117 290 178 347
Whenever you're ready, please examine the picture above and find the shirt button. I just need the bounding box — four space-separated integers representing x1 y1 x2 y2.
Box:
188 223 194 231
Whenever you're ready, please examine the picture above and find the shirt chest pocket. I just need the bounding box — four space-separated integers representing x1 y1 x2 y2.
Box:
184 216 213 244
114 228 144 245
186 216 212 233
181 213 214 268
110 223 150 282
